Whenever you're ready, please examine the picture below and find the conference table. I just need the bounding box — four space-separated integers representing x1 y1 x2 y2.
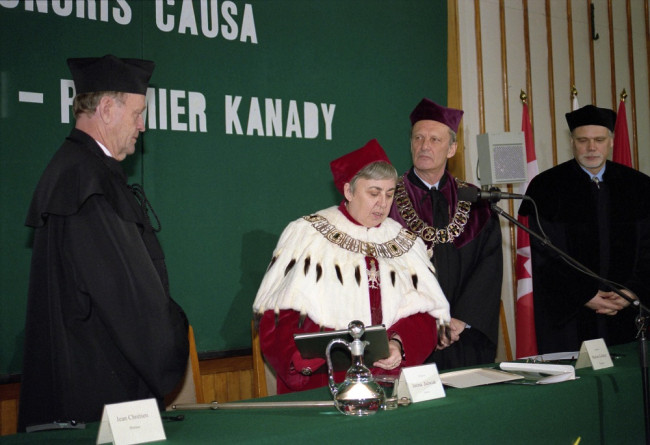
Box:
1 342 646 444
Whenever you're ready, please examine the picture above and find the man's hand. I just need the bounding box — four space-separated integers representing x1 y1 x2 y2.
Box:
585 290 634 315
448 318 467 342
436 318 467 350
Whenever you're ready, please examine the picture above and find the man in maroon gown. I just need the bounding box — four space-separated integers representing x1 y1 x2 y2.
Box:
390 98 503 370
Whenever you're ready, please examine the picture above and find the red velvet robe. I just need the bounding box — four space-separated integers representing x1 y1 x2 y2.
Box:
258 203 438 393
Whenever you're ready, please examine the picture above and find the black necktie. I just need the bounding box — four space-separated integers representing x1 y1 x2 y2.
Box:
429 187 449 228
428 186 451 287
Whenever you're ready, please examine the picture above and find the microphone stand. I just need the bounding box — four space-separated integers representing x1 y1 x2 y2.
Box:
637 312 650 444
491 201 650 444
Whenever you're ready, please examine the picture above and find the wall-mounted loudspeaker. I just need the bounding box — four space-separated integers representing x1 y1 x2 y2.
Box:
476 132 527 186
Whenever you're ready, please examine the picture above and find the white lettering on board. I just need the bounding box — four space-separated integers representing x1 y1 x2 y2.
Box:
1 0 131 24
1 0 257 43
225 95 336 140
155 0 257 43
146 88 208 133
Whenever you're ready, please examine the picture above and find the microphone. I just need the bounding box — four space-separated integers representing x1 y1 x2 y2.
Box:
458 187 527 203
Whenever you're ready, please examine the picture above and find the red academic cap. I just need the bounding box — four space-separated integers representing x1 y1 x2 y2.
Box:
330 139 391 194
67 54 155 95
409 98 464 133
565 104 616 132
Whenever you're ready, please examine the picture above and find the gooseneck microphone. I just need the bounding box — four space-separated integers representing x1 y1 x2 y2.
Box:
457 187 527 203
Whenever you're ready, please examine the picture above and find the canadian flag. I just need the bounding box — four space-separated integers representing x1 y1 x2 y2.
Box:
515 102 539 358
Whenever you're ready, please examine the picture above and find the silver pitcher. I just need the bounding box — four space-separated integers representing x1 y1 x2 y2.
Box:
326 320 385 416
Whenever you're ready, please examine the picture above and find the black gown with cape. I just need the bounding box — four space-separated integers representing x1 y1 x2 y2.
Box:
18 129 189 431
519 159 650 354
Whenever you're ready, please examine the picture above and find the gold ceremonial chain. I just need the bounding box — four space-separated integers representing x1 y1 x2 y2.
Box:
303 214 417 258
394 178 471 245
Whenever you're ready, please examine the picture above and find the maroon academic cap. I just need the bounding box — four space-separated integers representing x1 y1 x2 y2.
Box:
565 105 616 132
409 98 464 133
330 139 392 194
67 54 155 95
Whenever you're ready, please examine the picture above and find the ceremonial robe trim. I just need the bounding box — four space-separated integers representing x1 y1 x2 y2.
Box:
253 206 450 330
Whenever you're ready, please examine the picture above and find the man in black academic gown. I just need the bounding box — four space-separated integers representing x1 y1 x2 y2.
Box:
519 104 650 354
18 55 189 432
389 98 503 370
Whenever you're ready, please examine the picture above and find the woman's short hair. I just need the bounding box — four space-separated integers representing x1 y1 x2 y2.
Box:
72 91 125 119
349 161 397 193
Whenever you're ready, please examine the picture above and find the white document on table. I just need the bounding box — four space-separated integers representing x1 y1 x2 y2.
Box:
499 362 576 384
440 368 523 388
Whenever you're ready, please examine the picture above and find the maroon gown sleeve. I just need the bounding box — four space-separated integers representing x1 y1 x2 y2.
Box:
258 309 331 393
260 308 438 393
388 312 437 365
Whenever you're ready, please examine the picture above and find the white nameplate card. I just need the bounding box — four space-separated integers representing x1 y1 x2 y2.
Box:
575 338 614 370
96 398 165 445
396 363 445 403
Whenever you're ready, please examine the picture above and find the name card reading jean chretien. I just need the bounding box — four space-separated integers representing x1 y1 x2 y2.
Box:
396 363 446 403
575 338 614 370
96 398 165 445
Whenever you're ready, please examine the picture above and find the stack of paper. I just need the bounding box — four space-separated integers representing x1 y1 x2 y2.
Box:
440 368 524 388
498 362 576 384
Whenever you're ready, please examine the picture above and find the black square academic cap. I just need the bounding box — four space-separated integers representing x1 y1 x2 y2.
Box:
565 104 616 132
67 54 155 95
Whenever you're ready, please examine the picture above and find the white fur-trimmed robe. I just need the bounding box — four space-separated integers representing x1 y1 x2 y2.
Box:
253 206 450 330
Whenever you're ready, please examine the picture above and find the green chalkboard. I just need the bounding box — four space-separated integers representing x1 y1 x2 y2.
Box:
0 0 447 376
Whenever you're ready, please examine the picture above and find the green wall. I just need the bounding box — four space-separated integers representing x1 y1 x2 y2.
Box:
0 0 448 376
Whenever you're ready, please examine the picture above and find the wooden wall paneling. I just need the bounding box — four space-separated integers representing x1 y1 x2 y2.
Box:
0 383 20 436
225 371 241 402
474 0 486 134
608 0 617 107
0 354 258 435
215 372 230 402
201 373 216 403
587 0 597 103
250 320 268 398
200 356 252 374
239 371 253 401
646 0 650 127
198 355 254 403
447 0 465 179
546 0 559 166
0 399 18 436
568 0 576 98
498 0 514 362
524 0 534 126
625 0 639 168
499 0 510 132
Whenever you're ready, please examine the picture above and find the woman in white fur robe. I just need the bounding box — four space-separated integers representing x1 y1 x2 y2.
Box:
252 140 450 393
